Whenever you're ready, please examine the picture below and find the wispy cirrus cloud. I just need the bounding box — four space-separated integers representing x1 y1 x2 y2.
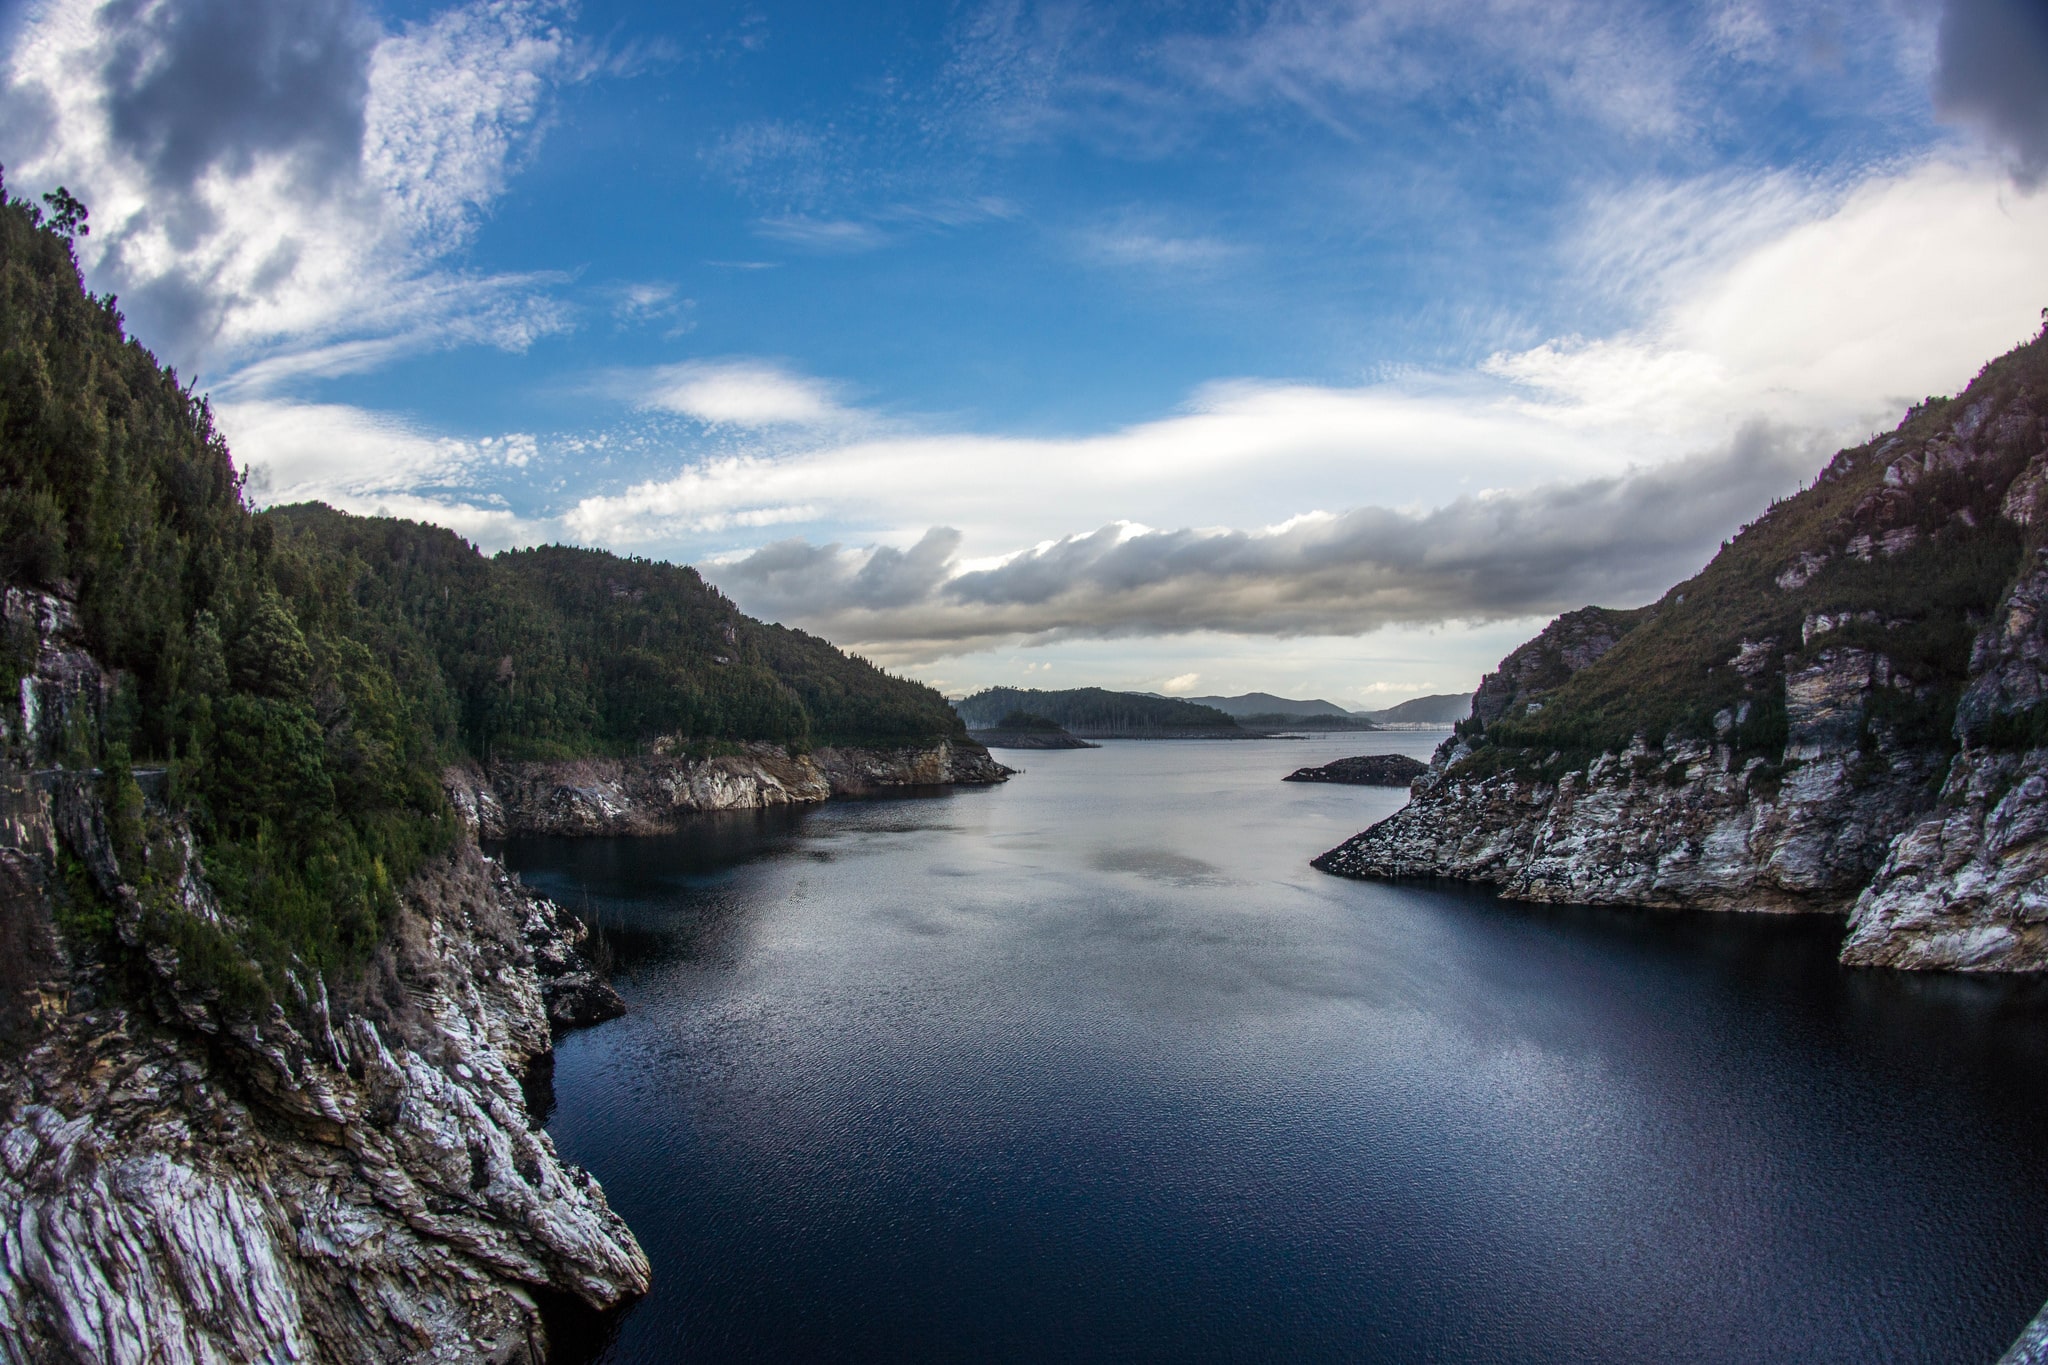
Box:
1075 214 1244 271
931 0 1935 163
753 214 892 252
603 279 695 335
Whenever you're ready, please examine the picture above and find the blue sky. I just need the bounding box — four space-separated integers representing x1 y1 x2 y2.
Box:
5 0 2047 704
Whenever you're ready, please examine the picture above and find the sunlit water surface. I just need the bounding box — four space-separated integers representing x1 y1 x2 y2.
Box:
497 735 2048 1363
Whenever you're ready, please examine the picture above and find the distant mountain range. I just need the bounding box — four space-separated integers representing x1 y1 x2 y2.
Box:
1186 692 1350 718
1359 693 1472 726
957 687 1474 735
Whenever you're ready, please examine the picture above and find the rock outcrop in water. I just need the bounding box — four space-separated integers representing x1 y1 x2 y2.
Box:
1283 754 1427 786
444 739 1010 839
0 588 648 1361
1317 323 2048 969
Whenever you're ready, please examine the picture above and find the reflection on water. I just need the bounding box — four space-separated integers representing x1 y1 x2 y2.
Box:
497 735 2048 1364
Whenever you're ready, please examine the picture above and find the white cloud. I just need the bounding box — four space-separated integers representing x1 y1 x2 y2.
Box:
753 215 890 252
1160 672 1201 694
560 153 2048 670
1 0 577 381
1491 159 2048 442
633 360 855 428
563 380 1592 551
1173 0 1697 137
218 398 549 550
704 421 1820 658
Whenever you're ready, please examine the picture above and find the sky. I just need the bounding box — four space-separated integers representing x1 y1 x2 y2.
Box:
3 0 2047 707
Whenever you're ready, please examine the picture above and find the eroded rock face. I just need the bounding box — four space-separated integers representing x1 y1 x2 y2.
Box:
1319 632 1948 916
1316 724 1939 914
0 589 646 1363
1315 358 2048 970
1845 550 2048 971
1840 748 2048 969
449 738 1011 839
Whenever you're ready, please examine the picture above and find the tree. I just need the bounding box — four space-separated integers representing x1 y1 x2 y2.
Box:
40 186 88 239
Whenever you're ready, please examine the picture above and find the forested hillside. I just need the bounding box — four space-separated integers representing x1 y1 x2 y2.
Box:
956 686 1240 734
0 176 960 1008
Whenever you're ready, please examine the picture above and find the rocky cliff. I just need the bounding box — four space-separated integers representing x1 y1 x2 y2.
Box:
444 739 1010 839
0 588 648 1362
1318 323 2048 969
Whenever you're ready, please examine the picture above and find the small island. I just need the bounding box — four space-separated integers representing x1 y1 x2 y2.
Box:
1283 754 1428 786
969 710 1100 749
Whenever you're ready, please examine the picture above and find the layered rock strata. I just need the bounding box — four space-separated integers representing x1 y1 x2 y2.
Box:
1318 332 2048 969
1315 620 1943 913
447 739 1010 839
0 588 647 1362
1841 547 2048 969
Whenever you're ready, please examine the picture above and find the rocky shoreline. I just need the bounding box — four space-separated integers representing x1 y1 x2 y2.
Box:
969 728 1099 750
1316 345 2048 971
0 590 646 1360
444 738 1011 839
0 587 1009 1361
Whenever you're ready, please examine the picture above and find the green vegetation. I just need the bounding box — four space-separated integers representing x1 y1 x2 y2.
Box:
1455 321 2048 781
0 176 961 1013
955 686 1239 733
982 710 1065 733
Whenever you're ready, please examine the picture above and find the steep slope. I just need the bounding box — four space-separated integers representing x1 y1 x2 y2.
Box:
1 586 647 1360
0 173 992 1355
1318 319 2048 969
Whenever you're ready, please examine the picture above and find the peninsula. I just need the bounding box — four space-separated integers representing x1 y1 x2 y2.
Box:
1316 321 2048 973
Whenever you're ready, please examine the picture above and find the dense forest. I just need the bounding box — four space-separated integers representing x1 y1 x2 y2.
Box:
955 687 1240 734
0 176 961 1009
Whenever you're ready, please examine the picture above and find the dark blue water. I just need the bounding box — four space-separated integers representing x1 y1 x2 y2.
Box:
500 735 2048 1364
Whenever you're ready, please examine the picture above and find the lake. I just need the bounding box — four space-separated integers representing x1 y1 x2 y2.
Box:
498 735 2048 1363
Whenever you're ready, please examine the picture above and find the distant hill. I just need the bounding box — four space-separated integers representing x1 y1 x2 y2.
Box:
1187 692 1352 719
1355 693 1472 726
955 687 1240 737
1184 690 1469 726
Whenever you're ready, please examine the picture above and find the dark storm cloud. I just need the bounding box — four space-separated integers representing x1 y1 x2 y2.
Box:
1934 0 2048 185
98 0 374 194
712 422 1817 656
0 0 392 367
